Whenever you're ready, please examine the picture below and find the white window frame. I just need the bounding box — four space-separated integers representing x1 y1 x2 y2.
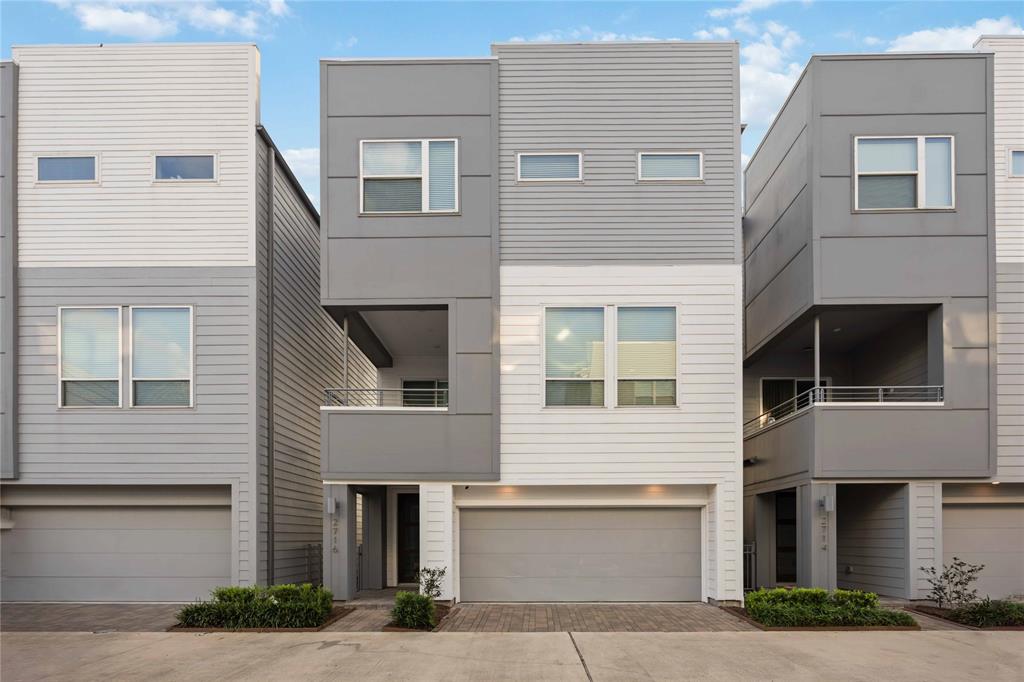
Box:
129 305 195 409
57 306 122 409
152 152 219 183
358 138 459 214
542 305 606 408
516 151 583 183
636 151 704 182
615 305 679 408
35 153 101 185
1009 149 1024 178
853 135 955 211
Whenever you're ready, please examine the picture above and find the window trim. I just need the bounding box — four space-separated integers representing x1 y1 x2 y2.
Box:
636 151 704 182
853 135 955 211
152 152 219 183
57 306 122 409
1009 149 1024 178
516 151 583 183
129 305 195 409
358 138 460 215
615 305 679 408
35 153 100 185
542 305 607 408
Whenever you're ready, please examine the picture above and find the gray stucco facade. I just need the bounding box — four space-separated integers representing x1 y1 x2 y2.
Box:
319 58 500 482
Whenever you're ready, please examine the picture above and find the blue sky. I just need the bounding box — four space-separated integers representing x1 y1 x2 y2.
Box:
3 1 1022 205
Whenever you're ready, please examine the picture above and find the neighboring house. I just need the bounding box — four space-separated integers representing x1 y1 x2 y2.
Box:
0 44 372 601
321 41 745 604
742 48 1023 601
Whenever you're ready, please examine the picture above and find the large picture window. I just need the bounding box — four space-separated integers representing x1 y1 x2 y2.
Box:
130 306 193 407
854 136 954 210
360 139 458 213
617 307 676 406
59 307 121 407
545 307 605 406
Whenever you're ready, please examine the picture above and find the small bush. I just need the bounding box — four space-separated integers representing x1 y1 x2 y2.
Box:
949 599 1024 628
391 590 436 630
418 566 447 599
745 588 915 628
177 584 333 629
921 557 985 609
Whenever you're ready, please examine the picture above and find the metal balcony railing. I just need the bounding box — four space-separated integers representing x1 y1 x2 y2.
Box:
323 387 449 408
743 385 944 438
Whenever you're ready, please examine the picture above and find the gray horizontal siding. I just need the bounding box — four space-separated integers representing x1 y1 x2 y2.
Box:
1 61 16 479
836 484 908 597
493 42 740 264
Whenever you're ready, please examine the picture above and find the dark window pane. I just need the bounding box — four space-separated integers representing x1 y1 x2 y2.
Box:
545 380 604 406
39 157 95 181
402 380 447 407
133 380 190 407
155 155 215 180
363 178 422 212
62 380 119 407
858 175 916 209
762 379 795 417
618 380 676 406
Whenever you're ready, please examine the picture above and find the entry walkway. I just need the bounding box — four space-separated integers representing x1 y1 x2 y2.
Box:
437 602 756 632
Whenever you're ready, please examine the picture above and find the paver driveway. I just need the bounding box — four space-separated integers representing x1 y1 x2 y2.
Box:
1 603 182 632
437 602 756 632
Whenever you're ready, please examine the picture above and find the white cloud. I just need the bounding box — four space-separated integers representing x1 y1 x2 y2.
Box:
708 0 784 19
51 0 291 40
739 22 804 127
509 25 669 42
887 16 1023 52
733 16 758 36
282 147 320 208
694 26 731 40
863 36 883 47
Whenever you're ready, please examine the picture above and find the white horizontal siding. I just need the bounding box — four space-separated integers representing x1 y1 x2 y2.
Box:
12 44 257 267
978 37 1024 481
498 263 743 599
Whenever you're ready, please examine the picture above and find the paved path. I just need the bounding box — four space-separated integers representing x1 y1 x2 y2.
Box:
1 603 182 632
2 631 1021 682
438 603 755 632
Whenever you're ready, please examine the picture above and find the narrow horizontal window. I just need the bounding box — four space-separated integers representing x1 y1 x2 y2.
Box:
545 307 604 406
60 307 121 407
131 307 193 407
518 153 582 181
360 139 458 214
38 156 96 182
1011 150 1024 178
155 155 216 181
638 153 702 181
617 307 676 406
855 136 954 210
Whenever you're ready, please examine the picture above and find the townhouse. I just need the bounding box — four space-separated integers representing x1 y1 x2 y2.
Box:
0 44 372 601
742 46 1023 600
320 41 746 603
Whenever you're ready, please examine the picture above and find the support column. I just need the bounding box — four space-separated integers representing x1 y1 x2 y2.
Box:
907 481 943 600
813 315 821 399
797 481 837 590
323 483 357 601
419 484 455 600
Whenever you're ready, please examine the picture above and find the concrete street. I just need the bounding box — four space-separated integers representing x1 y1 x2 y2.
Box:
2 630 1021 681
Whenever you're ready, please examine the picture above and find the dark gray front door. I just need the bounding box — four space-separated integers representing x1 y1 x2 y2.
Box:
396 493 420 583
459 507 702 602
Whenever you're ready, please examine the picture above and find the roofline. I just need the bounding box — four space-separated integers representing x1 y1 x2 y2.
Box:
491 39 739 46
812 50 986 58
256 125 319 225
974 34 1024 47
11 42 257 48
320 56 496 64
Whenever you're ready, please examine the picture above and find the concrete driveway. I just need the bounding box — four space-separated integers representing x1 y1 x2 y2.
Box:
2 631 1021 682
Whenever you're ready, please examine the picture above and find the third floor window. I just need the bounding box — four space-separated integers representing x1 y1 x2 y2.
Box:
360 139 458 214
854 136 954 211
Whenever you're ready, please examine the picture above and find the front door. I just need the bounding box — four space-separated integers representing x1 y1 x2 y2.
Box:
396 494 420 584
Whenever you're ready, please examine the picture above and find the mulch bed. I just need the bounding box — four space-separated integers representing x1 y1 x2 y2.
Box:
382 602 452 632
721 606 920 632
907 605 1024 631
168 605 354 633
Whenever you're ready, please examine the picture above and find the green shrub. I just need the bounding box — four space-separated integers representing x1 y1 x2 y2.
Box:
391 590 436 630
745 588 915 627
177 584 333 629
949 599 1024 628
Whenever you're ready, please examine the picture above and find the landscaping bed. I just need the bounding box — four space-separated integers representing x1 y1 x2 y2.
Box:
733 588 919 631
171 584 349 632
382 601 452 632
909 600 1024 630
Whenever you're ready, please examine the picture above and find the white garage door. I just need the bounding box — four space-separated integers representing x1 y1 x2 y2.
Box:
943 504 1024 600
459 507 702 602
1 506 231 602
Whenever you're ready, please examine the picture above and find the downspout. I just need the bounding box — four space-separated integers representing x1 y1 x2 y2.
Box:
265 143 277 584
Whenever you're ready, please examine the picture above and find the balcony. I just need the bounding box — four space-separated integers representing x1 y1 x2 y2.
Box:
320 308 497 482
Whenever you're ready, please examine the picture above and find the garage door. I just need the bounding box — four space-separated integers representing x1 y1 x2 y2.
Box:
1 506 231 602
943 504 1024 600
459 507 701 602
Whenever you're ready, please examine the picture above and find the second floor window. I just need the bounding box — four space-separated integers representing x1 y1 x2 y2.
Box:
637 152 702 181
854 136 954 210
1011 150 1024 178
517 152 582 181
130 307 193 407
59 307 121 407
360 139 458 213
545 307 605 406
617 307 676 406
402 379 448 407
